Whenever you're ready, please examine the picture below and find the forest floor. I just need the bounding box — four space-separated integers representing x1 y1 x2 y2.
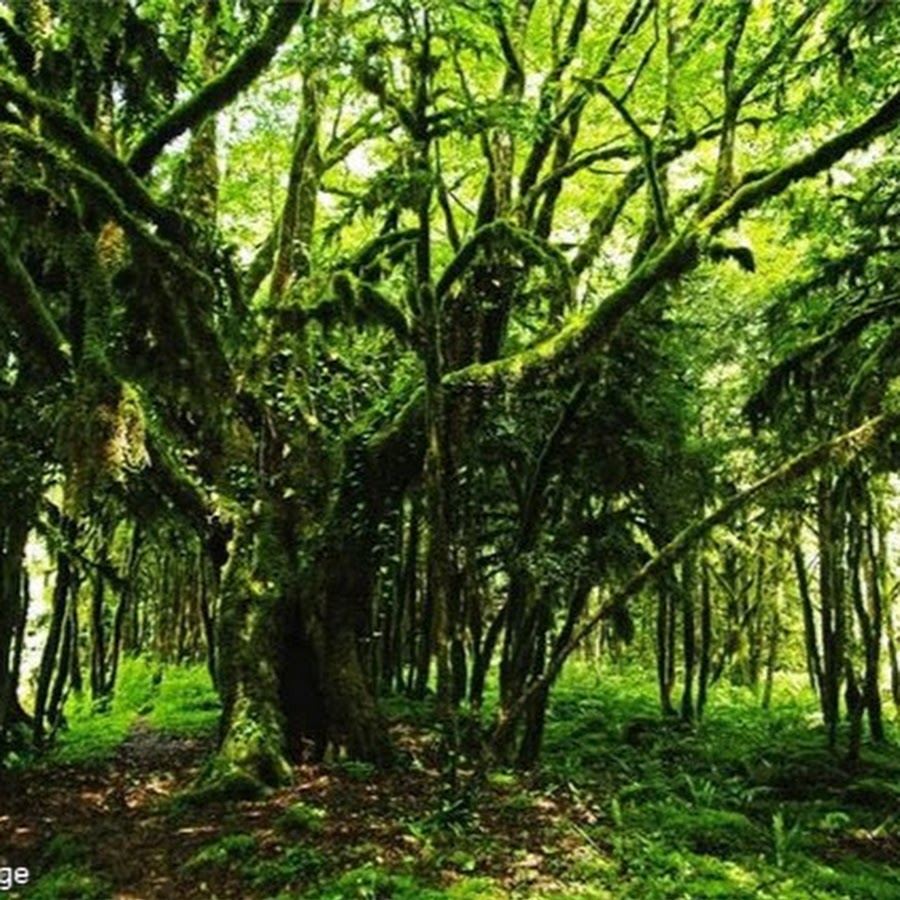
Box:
0 716 597 899
1 663 900 899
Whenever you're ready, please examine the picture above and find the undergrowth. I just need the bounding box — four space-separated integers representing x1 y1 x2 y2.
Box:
536 664 900 900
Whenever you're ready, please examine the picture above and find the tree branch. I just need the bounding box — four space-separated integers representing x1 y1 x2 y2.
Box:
447 87 900 394
596 82 668 236
0 78 182 239
435 220 571 305
0 238 71 378
127 1 310 177
0 125 211 291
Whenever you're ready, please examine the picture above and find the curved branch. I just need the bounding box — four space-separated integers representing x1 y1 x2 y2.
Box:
0 125 211 291
436 220 571 304
0 238 71 377
707 87 900 232
127 1 310 177
0 78 182 239
596 82 668 235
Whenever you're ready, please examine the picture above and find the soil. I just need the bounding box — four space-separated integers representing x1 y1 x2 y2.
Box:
0 722 594 899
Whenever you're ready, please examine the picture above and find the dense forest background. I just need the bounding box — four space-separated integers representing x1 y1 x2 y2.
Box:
1 0 900 896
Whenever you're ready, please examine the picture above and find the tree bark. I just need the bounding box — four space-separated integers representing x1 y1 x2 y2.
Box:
0 513 30 750
33 516 76 747
214 512 294 788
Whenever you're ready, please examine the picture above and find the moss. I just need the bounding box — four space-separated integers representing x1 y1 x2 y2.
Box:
275 800 327 834
213 517 295 787
182 832 257 870
656 804 763 856
182 769 269 805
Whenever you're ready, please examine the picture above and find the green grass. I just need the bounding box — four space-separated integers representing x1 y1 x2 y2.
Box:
183 832 257 871
46 656 219 765
182 832 327 893
302 864 504 900
144 661 221 735
22 830 109 899
14 657 900 899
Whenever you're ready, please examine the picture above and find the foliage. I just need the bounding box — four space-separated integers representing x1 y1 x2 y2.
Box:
21 866 110 900
244 844 327 891
182 832 257 871
144 663 221 736
305 865 502 900
275 800 327 835
537 665 900 900
2 7 900 899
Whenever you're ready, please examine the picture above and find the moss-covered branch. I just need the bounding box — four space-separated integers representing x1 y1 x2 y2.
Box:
0 76 182 240
1 125 230 389
128 1 310 177
446 226 699 392
0 237 71 378
706 87 900 233
8 123 209 274
436 219 571 304
447 87 900 395
595 82 668 235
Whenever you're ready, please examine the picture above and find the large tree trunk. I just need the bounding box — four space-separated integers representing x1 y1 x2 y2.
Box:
314 462 396 764
213 396 423 781
214 513 294 788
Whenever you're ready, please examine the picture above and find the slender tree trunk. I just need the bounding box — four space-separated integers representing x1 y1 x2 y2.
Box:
762 581 782 711
470 608 505 711
90 570 107 700
0 515 30 747
748 554 766 688
656 582 677 716
401 495 421 695
34 517 76 746
108 523 142 694
844 662 864 768
861 489 885 742
680 555 696 721
817 476 845 749
696 560 712 719
48 567 83 733
68 590 83 695
513 580 590 767
794 544 822 696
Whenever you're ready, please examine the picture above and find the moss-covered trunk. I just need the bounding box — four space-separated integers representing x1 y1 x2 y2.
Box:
314 469 394 763
214 506 388 782
214 511 294 788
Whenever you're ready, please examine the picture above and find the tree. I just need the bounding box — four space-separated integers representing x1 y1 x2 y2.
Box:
2 0 900 780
